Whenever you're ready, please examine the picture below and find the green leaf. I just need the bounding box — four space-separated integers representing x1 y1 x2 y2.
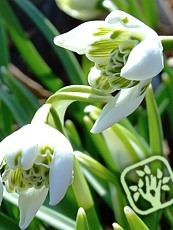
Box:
72 156 101 230
76 208 89 230
145 85 164 155
13 0 86 85
124 206 149 230
0 211 18 230
112 222 124 230
1 67 40 119
0 0 62 91
0 19 9 66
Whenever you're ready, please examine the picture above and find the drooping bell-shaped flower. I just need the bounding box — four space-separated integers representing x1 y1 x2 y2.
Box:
54 10 164 133
0 123 74 229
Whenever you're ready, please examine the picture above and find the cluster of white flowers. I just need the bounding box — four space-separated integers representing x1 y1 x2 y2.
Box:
0 9 164 230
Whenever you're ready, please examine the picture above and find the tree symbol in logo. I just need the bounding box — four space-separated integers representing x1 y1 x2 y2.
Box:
121 156 173 215
129 165 170 209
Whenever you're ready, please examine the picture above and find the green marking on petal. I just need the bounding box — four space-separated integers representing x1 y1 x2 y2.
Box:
14 151 22 167
120 15 129 24
40 145 54 156
93 26 114 36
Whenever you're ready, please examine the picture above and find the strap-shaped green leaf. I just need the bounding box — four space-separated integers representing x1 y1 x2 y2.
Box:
13 0 86 85
0 0 62 91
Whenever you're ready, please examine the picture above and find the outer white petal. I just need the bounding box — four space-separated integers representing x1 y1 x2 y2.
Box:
49 135 73 205
0 176 3 205
54 21 108 54
105 10 152 31
121 37 163 80
19 187 48 230
91 81 149 133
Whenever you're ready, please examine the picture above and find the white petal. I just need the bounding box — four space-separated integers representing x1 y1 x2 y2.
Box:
49 138 73 205
121 37 163 80
54 21 108 54
105 10 151 30
19 187 48 230
91 81 149 133
0 177 3 205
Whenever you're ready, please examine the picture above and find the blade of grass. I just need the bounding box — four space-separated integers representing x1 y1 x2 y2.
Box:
145 85 163 155
126 0 146 23
0 19 9 66
13 0 86 85
0 0 63 92
0 86 29 125
139 0 159 28
1 67 40 120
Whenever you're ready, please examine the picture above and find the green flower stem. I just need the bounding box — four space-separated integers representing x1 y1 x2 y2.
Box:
145 85 164 155
49 105 64 134
47 85 112 128
72 156 101 230
76 208 89 230
160 36 173 51
47 85 112 104
75 151 128 228
31 104 65 135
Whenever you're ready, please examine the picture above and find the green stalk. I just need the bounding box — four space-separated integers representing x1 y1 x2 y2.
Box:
160 36 173 52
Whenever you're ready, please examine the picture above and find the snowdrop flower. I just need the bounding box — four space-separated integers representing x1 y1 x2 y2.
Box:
55 0 102 20
54 10 164 133
0 123 73 229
